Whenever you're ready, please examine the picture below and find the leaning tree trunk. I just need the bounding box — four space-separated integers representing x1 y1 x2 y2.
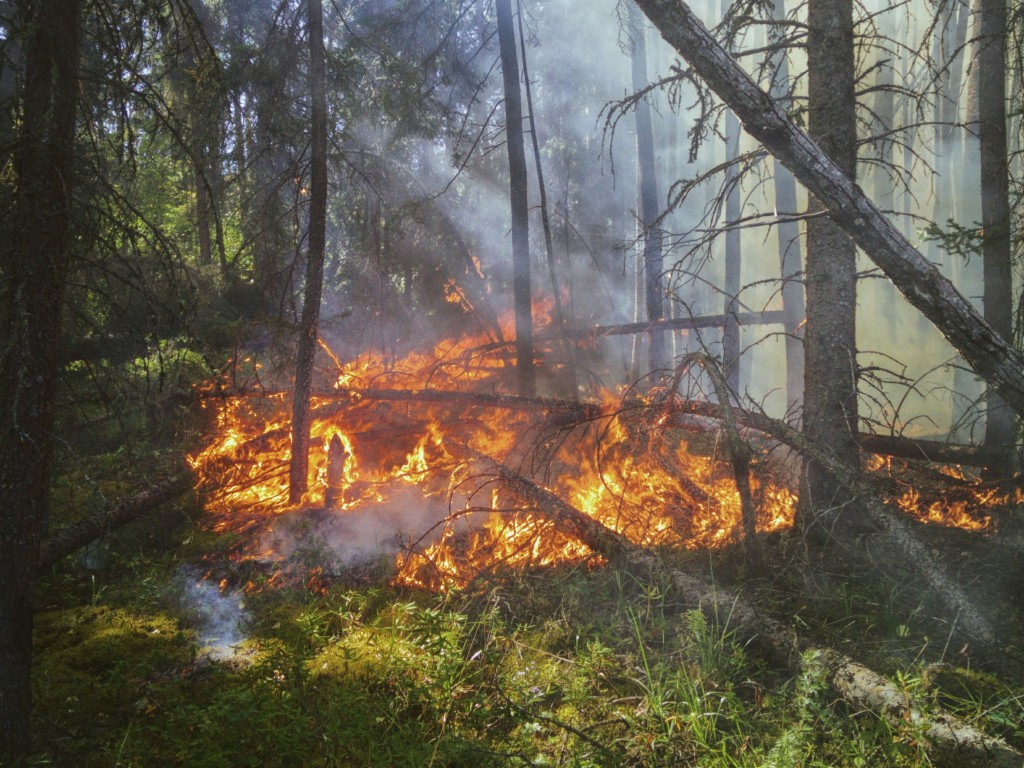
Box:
978 0 1015 473
0 0 81 759
628 0 1024 422
798 0 860 535
628 3 668 374
288 0 328 504
496 0 535 397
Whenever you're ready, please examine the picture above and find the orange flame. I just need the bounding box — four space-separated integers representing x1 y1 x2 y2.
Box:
190 308 999 592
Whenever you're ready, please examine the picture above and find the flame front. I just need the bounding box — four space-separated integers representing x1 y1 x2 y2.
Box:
190 316 998 591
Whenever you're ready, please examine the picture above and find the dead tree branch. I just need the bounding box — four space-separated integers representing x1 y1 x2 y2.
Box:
632 0 1024 419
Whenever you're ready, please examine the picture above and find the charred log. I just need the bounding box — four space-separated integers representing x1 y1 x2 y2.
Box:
472 310 788 353
857 433 1007 469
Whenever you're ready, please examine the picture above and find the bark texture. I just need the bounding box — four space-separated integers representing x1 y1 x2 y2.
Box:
0 0 81 757
977 0 1014 470
629 0 1024 419
288 0 329 503
800 0 860 534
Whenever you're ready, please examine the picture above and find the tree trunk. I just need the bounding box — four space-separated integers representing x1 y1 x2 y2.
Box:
723 106 742 395
978 0 1014 472
496 0 535 397
799 0 860 534
768 0 805 412
516 0 577 398
871 33 897 321
288 0 328 504
629 0 1024 422
0 0 81 758
949 0 983 441
628 4 668 373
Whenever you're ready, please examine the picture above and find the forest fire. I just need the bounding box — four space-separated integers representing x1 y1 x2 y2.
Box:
189 313 802 589
189 318 1004 593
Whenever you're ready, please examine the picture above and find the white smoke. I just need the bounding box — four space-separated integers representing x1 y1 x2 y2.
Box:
175 566 250 661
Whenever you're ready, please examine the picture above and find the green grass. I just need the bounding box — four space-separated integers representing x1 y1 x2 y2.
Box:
30 533 1023 768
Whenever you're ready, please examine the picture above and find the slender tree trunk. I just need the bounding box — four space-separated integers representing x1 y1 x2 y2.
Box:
288 0 328 503
769 0 805 412
0 0 81 758
723 107 742 396
900 20 915 240
628 4 668 373
194 143 213 266
516 0 577 397
496 0 535 397
871 40 898 321
799 0 860 533
978 0 1014 472
188 0 224 272
948 0 983 440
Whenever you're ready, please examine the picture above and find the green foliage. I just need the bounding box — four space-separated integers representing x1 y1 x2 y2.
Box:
923 218 983 262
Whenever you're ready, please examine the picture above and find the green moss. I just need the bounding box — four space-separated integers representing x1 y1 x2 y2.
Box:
31 556 966 767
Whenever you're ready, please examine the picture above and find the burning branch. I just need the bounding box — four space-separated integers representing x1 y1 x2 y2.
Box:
680 354 759 557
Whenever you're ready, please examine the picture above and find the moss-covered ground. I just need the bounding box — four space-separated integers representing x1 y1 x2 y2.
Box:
26 502 1024 768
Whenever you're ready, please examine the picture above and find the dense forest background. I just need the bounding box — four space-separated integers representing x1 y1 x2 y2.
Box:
2 0 1023 764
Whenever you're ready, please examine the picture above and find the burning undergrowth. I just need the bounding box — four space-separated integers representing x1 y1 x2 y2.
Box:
188 321 801 591
188 318 1011 595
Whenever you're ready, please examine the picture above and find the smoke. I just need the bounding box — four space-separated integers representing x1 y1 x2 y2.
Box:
258 486 482 570
174 566 250 661
308 0 993 437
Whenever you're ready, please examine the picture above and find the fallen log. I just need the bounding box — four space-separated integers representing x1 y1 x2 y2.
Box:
471 310 789 354
447 441 1022 768
557 310 788 340
37 472 193 571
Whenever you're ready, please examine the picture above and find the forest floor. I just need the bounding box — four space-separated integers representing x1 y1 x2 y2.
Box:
28 464 1024 767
